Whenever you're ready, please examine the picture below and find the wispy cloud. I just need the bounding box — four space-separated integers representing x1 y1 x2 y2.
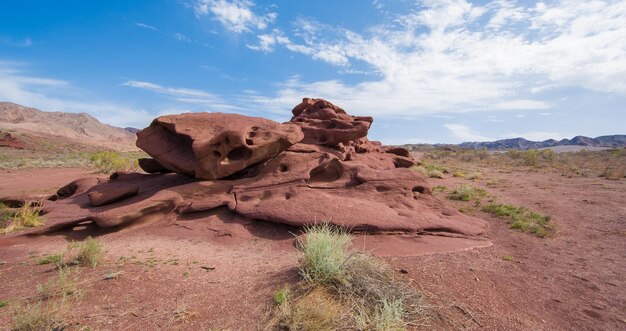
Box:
194 0 277 33
122 80 240 111
244 0 626 118
0 36 33 47
0 61 152 128
135 22 159 31
444 124 492 142
173 33 191 42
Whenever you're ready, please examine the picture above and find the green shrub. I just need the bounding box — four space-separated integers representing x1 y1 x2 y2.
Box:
432 185 447 193
482 204 553 237
274 287 291 305
89 151 135 173
297 223 351 285
36 254 63 266
448 185 486 202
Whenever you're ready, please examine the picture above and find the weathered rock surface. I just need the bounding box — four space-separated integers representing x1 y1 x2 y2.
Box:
290 98 373 145
88 185 139 207
136 113 304 180
138 158 172 174
19 99 488 241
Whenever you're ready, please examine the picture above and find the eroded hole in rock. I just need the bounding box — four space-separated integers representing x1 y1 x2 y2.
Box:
285 192 292 200
279 164 288 172
226 147 252 162
308 159 343 183
376 185 391 192
412 186 427 194
238 195 253 202
212 151 222 158
245 138 254 146
326 122 337 129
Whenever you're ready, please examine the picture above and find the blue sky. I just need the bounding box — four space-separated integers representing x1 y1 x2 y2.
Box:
1 0 624 144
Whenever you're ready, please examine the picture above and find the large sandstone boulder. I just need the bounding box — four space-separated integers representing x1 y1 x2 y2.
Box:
290 98 373 145
13 99 488 248
136 113 304 180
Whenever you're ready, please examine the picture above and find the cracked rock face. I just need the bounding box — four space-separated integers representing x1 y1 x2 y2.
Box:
14 99 488 240
136 113 304 180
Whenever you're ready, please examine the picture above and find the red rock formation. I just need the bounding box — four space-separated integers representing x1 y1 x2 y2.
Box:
18 99 488 240
136 113 304 179
290 98 373 145
0 132 27 149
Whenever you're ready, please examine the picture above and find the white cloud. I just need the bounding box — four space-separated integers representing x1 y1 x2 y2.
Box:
194 0 276 33
135 22 159 31
444 124 492 141
244 0 626 118
173 33 191 42
0 62 152 128
122 80 240 111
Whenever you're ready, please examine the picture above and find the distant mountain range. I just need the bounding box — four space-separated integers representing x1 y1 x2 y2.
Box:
0 102 138 151
456 135 626 150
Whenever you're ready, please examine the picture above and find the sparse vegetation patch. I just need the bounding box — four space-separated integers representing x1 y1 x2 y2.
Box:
0 202 44 234
66 236 104 267
482 203 553 238
270 223 428 330
448 185 487 202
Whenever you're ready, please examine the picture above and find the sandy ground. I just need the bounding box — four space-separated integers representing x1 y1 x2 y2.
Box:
0 167 625 330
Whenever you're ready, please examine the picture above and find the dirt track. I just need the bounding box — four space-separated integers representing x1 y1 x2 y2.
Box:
0 167 624 330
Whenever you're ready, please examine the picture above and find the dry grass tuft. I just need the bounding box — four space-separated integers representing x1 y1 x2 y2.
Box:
0 202 44 234
270 223 429 330
66 236 104 267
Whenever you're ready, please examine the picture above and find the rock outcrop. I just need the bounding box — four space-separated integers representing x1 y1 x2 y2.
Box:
18 98 488 239
136 113 303 180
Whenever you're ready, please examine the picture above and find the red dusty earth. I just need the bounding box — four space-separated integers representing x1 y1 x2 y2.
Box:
2 99 623 330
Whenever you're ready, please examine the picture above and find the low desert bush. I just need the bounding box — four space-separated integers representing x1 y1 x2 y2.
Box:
452 170 465 178
36 267 80 300
482 203 553 237
272 223 428 330
410 165 428 177
427 169 444 179
432 185 447 193
13 268 80 331
36 254 64 266
89 151 138 173
448 185 487 202
66 236 104 267
0 203 44 234
274 287 342 331
297 223 351 285
12 299 69 331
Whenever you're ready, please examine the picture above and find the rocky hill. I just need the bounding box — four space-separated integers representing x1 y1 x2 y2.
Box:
457 135 626 150
0 102 137 151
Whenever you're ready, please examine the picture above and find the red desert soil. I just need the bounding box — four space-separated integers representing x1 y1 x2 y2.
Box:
0 167 625 330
